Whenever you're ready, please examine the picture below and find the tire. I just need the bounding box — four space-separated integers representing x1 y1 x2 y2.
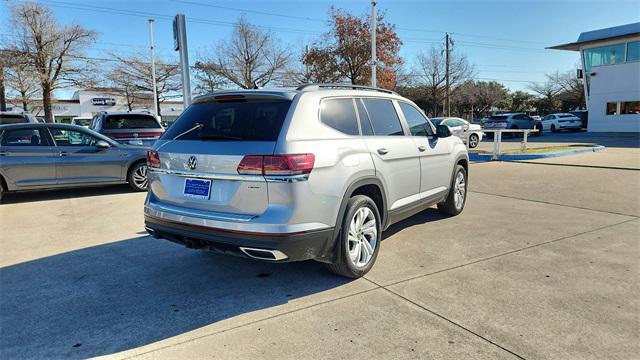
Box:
551 124 558 133
468 133 479 148
535 123 543 136
0 179 4 203
127 161 148 191
438 165 468 216
326 195 382 278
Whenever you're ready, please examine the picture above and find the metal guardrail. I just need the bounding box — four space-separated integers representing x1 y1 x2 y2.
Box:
482 129 539 160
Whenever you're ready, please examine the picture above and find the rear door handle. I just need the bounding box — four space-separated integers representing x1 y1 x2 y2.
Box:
418 146 426 152
0 152 8 156
59 151 69 157
377 148 389 155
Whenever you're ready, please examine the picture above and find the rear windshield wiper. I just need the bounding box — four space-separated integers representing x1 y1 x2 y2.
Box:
198 134 242 141
172 123 204 140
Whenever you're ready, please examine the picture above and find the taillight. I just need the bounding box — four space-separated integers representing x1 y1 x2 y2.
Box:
237 155 263 175
237 154 315 176
147 150 160 168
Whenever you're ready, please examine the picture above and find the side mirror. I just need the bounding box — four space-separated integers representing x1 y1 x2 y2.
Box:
95 140 111 150
463 124 470 131
436 124 451 138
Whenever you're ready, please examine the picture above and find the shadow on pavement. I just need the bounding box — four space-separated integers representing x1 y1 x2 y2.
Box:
0 184 138 204
0 236 349 358
383 208 449 240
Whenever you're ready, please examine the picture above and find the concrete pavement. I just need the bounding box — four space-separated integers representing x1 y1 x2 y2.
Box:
1 147 638 359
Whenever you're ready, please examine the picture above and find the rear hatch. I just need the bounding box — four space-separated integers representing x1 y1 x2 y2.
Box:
101 114 164 142
147 95 293 216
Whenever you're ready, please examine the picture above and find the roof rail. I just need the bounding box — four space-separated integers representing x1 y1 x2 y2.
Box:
296 83 396 95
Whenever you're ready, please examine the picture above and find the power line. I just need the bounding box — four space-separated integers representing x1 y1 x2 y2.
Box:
171 0 327 23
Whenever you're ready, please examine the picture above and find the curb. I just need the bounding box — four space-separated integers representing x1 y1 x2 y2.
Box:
469 145 606 162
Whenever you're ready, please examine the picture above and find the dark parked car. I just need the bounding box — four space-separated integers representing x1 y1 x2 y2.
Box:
0 123 149 201
89 111 164 146
483 113 543 138
0 112 38 125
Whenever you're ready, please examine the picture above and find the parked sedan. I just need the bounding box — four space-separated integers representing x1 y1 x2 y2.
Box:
0 123 149 201
541 113 583 132
431 117 483 148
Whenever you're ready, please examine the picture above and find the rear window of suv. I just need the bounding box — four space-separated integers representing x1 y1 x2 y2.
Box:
163 99 291 141
103 114 160 129
0 114 28 125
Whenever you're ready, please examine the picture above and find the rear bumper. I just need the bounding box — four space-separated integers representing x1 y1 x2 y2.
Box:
145 215 335 262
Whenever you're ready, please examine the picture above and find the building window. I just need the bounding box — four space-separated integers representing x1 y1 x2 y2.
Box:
606 102 618 115
620 101 640 115
627 41 640 62
583 43 626 72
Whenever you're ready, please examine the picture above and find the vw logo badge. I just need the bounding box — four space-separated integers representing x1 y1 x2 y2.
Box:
187 156 198 170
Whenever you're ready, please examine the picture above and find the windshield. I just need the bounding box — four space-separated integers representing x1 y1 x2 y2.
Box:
104 114 160 129
0 115 28 125
162 99 291 141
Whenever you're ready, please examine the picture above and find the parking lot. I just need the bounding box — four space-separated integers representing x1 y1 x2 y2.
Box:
1 137 639 359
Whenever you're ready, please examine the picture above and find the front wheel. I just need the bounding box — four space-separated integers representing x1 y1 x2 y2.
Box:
468 133 479 148
128 162 148 191
326 195 381 278
438 165 467 216
551 124 558 133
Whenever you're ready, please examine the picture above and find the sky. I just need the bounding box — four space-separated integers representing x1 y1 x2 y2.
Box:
2 0 639 99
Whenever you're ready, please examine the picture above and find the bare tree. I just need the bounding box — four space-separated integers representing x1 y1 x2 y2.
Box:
192 61 228 94
454 80 509 118
7 2 96 122
4 58 40 111
413 46 474 116
111 53 181 116
197 17 290 89
528 73 563 114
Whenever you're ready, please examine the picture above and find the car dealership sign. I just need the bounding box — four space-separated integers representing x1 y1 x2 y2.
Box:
92 97 116 106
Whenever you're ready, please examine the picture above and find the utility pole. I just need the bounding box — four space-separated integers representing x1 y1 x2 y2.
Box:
173 14 192 107
148 19 159 118
445 32 451 116
0 66 6 112
370 0 377 88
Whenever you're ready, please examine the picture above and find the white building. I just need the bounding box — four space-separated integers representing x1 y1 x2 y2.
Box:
10 88 185 124
550 22 640 132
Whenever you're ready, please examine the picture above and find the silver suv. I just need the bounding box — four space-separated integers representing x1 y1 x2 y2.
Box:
144 84 469 278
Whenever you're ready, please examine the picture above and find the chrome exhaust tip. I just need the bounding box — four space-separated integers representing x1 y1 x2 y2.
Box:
239 247 288 261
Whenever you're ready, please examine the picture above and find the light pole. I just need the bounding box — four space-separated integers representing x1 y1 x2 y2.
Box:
148 19 159 118
370 0 377 88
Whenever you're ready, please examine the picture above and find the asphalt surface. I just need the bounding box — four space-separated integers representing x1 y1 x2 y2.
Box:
1 134 638 359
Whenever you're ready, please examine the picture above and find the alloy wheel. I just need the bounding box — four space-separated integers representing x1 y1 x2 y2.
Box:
454 171 466 210
132 164 148 190
347 207 377 267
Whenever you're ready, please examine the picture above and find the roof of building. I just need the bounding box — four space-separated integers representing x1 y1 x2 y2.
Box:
548 22 640 51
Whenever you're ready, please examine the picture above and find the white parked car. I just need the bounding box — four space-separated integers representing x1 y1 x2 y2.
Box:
431 117 483 148
541 113 583 132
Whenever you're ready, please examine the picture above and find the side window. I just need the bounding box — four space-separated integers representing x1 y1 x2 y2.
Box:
362 99 404 136
399 102 433 136
1 128 49 146
355 99 375 136
49 128 98 146
320 98 359 135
